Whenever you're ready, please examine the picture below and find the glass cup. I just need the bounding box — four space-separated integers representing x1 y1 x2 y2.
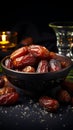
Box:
49 21 73 60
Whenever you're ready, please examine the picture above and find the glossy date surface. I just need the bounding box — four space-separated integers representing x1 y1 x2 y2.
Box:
36 60 49 73
12 53 36 69
10 46 28 60
4 44 68 73
49 59 61 72
0 92 19 105
28 45 50 59
0 86 16 96
39 96 59 112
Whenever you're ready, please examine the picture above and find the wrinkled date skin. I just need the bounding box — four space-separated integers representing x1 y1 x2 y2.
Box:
13 53 37 68
22 66 35 72
10 46 28 60
5 58 14 69
49 59 62 72
28 45 50 59
0 92 19 105
0 86 16 96
36 60 49 73
39 96 59 112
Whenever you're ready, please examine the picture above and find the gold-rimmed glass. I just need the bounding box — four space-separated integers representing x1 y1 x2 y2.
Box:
49 21 73 60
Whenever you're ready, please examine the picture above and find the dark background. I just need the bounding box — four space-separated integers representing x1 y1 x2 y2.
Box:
0 3 73 57
0 3 73 31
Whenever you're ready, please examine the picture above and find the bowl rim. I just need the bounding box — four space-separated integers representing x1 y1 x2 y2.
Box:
1 54 73 75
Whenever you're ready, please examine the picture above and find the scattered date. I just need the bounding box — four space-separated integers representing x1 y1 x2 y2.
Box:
0 92 19 106
0 86 16 96
39 96 59 112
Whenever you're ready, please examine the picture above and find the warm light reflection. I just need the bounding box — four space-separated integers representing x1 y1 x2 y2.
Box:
0 31 17 51
0 31 9 44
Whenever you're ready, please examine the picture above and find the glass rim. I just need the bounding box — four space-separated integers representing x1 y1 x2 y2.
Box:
49 21 73 28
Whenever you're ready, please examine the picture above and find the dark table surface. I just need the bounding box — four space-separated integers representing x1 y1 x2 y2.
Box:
0 96 73 130
0 74 73 130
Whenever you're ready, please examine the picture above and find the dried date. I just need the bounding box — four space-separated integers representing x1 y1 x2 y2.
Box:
36 60 49 73
22 66 35 72
62 80 73 94
13 53 36 68
5 58 13 69
49 59 61 72
28 45 50 59
39 96 59 112
0 92 19 105
61 61 68 68
10 46 28 60
0 86 16 96
49 51 56 59
56 89 71 103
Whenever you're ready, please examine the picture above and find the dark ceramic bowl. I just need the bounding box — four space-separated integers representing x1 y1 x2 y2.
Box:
1 54 73 95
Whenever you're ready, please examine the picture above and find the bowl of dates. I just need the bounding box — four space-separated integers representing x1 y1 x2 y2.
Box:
1 45 73 95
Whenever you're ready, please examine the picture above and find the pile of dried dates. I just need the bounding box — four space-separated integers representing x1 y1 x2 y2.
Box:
1 44 73 111
0 76 19 106
5 44 68 73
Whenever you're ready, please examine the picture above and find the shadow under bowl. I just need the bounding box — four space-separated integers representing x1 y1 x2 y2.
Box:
1 54 73 96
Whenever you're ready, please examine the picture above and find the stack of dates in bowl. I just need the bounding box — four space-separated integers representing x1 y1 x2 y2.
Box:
1 44 73 96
